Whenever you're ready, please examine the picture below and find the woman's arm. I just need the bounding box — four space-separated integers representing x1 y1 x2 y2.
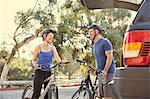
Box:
51 45 62 63
32 45 40 68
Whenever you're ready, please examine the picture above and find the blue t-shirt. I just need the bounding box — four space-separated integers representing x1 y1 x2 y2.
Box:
37 49 53 71
93 38 116 73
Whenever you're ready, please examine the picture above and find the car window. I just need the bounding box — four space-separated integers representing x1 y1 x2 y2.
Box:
133 0 150 24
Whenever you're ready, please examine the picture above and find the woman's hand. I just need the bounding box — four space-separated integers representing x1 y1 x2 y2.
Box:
60 60 69 64
32 61 39 68
32 64 39 68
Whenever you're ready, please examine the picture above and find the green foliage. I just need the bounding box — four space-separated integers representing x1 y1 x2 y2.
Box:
2 0 132 79
8 67 32 80
0 50 8 60
56 0 131 74
58 47 79 79
0 41 8 60
0 45 8 76
104 29 123 66
8 58 32 80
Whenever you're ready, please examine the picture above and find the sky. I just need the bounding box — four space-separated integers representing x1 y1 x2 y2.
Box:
0 0 35 38
0 0 39 59
0 0 36 42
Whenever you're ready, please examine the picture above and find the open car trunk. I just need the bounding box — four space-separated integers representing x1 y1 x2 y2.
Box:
81 0 143 11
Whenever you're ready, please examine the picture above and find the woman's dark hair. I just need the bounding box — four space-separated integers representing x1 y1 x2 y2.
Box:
41 28 56 40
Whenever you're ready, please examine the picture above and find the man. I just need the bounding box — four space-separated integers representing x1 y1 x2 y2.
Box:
88 23 116 99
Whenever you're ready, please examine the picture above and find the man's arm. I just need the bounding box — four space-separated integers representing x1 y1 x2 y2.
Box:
102 50 113 76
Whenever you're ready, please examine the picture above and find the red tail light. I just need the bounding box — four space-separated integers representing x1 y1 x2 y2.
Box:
123 30 150 66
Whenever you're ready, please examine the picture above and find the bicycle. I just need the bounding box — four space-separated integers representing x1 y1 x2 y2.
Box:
71 59 104 99
22 62 69 99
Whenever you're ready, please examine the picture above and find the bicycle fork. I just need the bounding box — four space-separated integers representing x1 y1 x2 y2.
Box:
39 79 54 99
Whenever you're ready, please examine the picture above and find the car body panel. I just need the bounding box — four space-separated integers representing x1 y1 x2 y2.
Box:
81 0 143 11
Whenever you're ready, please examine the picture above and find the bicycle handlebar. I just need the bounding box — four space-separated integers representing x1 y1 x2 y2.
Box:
36 62 70 70
76 59 102 74
76 59 96 72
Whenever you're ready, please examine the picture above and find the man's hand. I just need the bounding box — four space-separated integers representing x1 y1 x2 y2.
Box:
101 70 107 76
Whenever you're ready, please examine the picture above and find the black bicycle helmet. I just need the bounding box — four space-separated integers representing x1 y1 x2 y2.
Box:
88 23 105 33
41 28 56 39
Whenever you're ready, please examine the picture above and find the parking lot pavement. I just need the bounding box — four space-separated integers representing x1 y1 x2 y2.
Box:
0 86 79 99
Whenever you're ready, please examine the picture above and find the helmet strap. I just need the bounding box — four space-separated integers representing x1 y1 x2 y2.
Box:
92 29 98 45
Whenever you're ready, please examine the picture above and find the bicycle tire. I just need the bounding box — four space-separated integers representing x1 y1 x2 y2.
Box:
98 84 104 99
48 86 59 99
22 84 33 99
93 85 103 99
71 86 92 99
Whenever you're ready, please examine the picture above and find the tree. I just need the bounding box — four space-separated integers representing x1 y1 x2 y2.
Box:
60 0 131 66
0 0 132 81
59 47 79 79
9 58 32 80
0 0 55 81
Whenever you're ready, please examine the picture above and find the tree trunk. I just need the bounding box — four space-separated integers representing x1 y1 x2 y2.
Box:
0 63 9 81
0 30 41 81
0 47 17 81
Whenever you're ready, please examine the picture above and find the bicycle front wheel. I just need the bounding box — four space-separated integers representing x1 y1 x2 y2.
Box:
94 85 103 99
71 86 92 99
22 84 33 99
48 86 58 99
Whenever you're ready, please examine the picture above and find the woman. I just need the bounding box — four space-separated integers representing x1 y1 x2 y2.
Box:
32 28 66 99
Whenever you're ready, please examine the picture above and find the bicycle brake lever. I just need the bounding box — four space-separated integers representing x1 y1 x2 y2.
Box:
76 59 86 65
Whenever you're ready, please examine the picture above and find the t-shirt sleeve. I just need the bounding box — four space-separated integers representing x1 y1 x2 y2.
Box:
103 39 112 51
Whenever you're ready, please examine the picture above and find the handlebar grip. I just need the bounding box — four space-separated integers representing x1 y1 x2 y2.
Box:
37 65 49 69
76 59 85 63
64 62 70 64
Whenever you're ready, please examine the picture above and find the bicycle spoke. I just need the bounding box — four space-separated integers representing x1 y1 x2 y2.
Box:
72 87 91 99
22 85 33 99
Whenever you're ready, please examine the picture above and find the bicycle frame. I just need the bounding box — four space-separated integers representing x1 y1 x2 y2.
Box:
40 70 56 99
22 62 69 99
39 62 69 99
76 59 99 98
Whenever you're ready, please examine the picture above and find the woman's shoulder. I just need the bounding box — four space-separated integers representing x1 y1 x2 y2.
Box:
50 44 56 50
34 44 43 51
35 44 42 49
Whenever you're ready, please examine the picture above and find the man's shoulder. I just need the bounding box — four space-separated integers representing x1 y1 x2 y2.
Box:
101 38 111 44
101 38 110 42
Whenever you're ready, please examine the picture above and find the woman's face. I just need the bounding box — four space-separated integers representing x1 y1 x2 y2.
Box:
45 32 54 43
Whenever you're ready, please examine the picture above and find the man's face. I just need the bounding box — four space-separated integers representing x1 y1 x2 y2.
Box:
88 28 98 40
